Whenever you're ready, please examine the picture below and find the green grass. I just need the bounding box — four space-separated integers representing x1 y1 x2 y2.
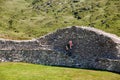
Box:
0 0 120 40
0 62 120 80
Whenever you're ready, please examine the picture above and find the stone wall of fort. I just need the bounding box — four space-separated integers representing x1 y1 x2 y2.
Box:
0 26 120 73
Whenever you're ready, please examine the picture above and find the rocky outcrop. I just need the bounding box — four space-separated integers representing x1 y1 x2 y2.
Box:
0 26 120 73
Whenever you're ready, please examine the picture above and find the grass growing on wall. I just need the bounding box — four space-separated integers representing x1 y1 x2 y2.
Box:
0 62 120 80
0 0 120 40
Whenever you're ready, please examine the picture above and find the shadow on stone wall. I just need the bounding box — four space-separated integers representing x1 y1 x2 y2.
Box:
0 26 120 73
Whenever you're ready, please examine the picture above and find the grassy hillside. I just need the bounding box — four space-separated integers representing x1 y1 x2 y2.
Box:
0 0 120 40
0 62 120 80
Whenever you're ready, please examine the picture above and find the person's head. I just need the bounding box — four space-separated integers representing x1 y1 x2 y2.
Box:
69 40 72 44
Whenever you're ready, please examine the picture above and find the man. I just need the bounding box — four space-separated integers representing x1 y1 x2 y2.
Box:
65 40 73 56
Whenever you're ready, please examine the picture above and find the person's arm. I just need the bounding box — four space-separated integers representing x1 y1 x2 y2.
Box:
70 46 72 49
66 46 68 50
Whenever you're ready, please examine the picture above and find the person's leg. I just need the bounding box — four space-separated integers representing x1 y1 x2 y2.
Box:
70 51 72 56
65 50 69 56
68 49 72 56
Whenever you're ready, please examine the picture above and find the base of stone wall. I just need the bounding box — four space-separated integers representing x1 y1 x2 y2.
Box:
0 50 120 73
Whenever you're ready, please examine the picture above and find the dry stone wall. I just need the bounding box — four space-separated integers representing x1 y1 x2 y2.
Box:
0 26 120 73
